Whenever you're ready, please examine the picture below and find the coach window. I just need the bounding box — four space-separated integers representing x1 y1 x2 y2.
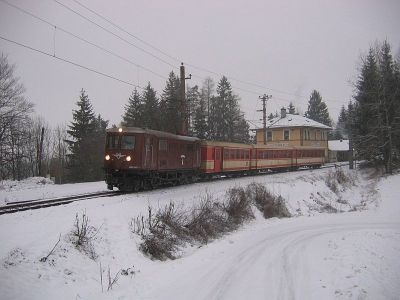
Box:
230 149 235 160
187 144 194 152
159 140 168 151
224 149 229 159
121 135 135 149
245 150 250 159
266 131 272 142
284 130 290 141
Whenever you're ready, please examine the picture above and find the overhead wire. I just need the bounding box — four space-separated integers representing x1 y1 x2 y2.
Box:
0 35 144 89
1 0 348 115
57 0 346 106
52 0 178 70
0 0 168 80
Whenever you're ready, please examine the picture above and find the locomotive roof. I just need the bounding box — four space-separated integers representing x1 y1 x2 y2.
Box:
106 127 200 142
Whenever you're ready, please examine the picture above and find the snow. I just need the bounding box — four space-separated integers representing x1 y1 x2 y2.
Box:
328 140 350 151
0 167 399 299
0 178 108 206
267 113 332 129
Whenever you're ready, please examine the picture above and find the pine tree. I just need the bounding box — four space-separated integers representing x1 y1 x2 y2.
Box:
92 114 109 180
200 77 215 132
122 88 142 127
159 72 181 133
288 102 296 114
186 85 200 135
141 82 160 130
305 90 332 126
209 76 250 143
66 89 97 182
268 113 274 121
193 95 208 139
334 105 348 139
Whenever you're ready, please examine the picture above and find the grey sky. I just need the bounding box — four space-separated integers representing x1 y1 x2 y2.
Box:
0 0 399 128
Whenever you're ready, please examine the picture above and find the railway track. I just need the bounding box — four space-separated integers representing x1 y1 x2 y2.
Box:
0 162 350 215
0 191 120 215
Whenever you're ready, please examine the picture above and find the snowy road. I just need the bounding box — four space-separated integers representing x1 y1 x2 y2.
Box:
142 216 399 300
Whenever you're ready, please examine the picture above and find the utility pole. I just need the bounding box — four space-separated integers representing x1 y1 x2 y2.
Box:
257 94 271 144
180 63 191 135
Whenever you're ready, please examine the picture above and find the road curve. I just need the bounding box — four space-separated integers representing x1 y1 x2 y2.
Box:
145 216 400 300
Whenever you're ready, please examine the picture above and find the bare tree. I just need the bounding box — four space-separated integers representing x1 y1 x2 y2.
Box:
0 54 33 180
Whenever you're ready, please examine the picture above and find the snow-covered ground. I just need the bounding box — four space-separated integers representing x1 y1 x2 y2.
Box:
0 167 399 299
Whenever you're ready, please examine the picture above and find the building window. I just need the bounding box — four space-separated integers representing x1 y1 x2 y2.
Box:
304 129 310 140
283 130 289 141
266 131 272 141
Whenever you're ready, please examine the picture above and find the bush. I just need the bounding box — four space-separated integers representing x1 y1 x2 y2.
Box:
224 187 254 224
71 211 99 259
246 182 291 218
325 167 356 193
133 184 291 260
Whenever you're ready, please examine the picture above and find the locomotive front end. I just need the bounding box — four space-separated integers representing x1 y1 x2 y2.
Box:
104 127 140 190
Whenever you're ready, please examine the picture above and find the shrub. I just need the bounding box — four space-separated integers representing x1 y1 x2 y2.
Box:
246 182 291 218
186 196 230 243
71 211 99 259
325 167 356 193
223 187 254 224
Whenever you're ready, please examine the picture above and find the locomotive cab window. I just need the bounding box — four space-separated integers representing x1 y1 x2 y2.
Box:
107 135 118 149
121 135 135 149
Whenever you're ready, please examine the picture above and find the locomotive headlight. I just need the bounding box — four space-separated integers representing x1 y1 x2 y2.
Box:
126 155 131 162
118 127 123 132
105 154 110 161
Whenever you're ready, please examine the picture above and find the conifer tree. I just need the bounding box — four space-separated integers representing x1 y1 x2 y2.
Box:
141 82 160 130
209 76 250 143
288 102 296 114
66 89 97 182
305 90 332 126
122 88 142 127
193 94 208 139
160 72 181 133
268 113 275 121
186 85 201 135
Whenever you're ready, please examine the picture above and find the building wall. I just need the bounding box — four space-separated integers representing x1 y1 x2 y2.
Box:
255 127 329 154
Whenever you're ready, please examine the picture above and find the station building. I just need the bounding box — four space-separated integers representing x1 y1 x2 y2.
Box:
254 108 332 158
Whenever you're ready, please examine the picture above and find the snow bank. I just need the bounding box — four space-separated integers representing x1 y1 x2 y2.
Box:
0 167 398 300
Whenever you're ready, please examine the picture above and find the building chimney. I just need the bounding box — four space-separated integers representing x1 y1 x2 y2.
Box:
281 107 287 118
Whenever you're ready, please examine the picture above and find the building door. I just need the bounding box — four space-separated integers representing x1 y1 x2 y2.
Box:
214 147 222 172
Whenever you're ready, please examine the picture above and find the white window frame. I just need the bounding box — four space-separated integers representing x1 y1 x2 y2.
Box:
283 129 290 141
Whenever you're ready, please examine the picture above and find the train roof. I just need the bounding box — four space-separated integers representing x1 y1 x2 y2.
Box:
200 140 253 148
106 127 200 142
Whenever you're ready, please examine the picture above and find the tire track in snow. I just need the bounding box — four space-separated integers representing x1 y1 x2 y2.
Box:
171 221 399 300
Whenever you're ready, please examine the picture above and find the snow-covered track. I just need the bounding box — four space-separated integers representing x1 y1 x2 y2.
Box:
0 191 119 215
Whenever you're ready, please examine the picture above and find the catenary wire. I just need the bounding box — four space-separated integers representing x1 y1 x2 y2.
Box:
52 0 178 70
55 0 347 106
0 0 168 80
0 35 144 89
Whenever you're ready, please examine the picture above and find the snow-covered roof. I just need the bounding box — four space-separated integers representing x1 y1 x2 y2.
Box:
328 140 349 151
266 114 332 130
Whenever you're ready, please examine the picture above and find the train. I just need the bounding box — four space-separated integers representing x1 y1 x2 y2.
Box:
103 127 326 192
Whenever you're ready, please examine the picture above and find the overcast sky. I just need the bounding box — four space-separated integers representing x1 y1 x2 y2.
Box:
0 0 399 128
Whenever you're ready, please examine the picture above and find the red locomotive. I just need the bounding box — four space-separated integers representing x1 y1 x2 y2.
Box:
104 127 325 191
